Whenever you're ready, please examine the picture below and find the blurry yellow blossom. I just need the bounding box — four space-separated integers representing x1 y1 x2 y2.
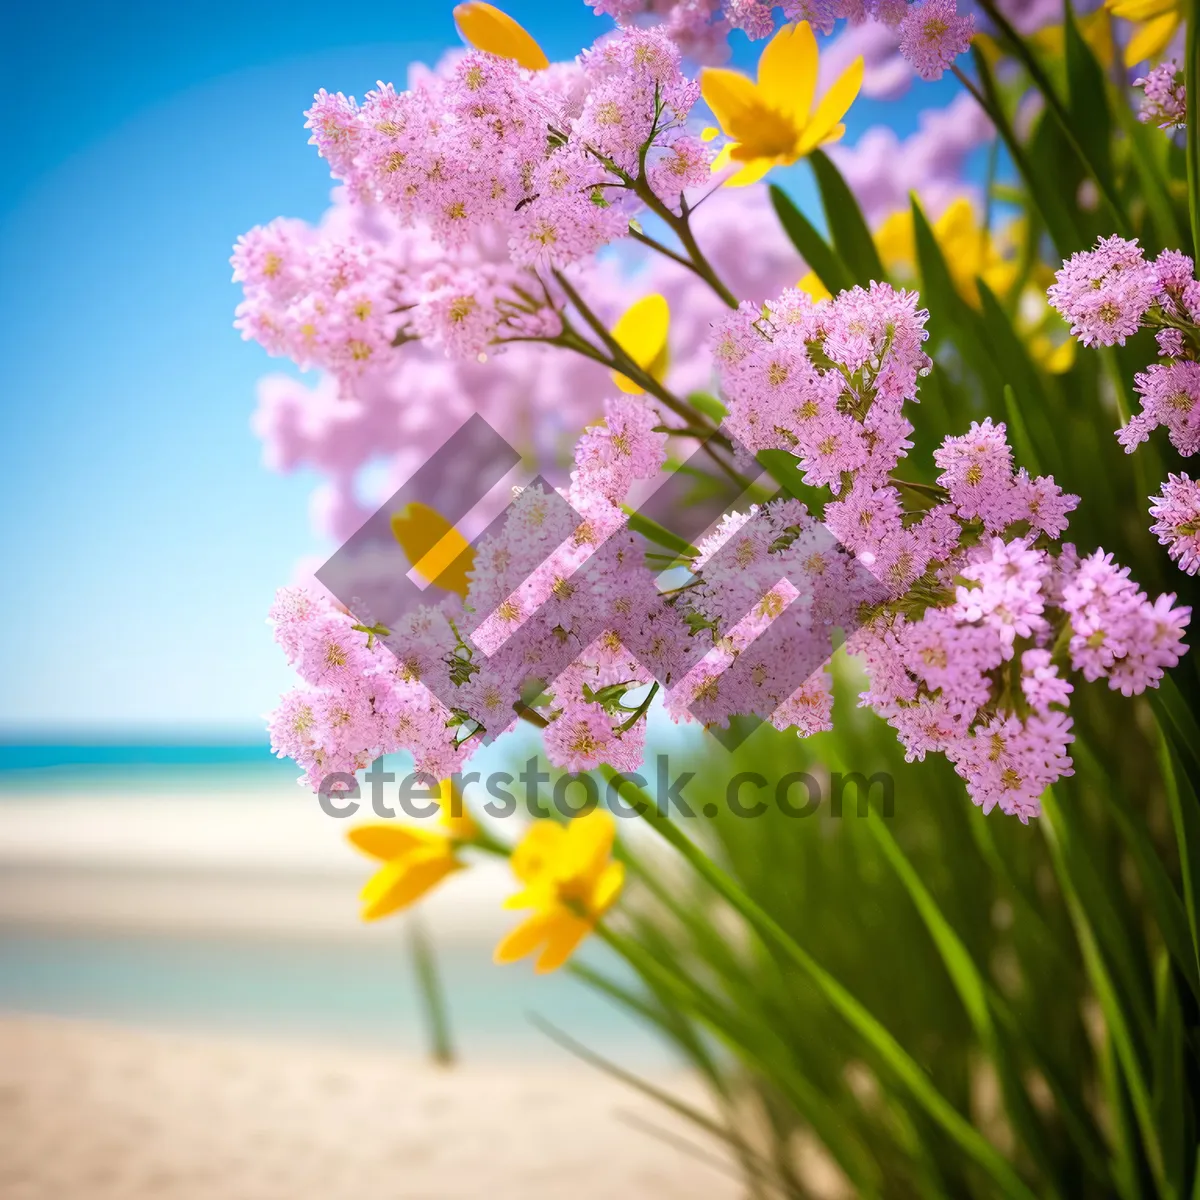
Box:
1105 0 1181 65
976 9 1115 68
347 781 478 921
494 810 624 973
610 294 671 394
391 502 474 598
797 271 832 302
453 2 549 71
1029 335 1076 373
875 198 1018 307
701 22 863 187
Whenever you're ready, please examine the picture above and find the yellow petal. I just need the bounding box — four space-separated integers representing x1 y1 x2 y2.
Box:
757 22 819 125
453 2 549 71
436 778 479 841
700 126 720 143
347 822 437 861
534 915 591 973
713 142 777 187
797 56 863 154
493 909 556 964
1122 11 1178 64
874 209 916 271
590 859 625 916
562 809 617 883
1107 0 1176 22
610 294 670 394
359 853 460 921
796 271 832 302
510 819 569 885
390 502 474 598
1043 339 1077 374
700 67 762 139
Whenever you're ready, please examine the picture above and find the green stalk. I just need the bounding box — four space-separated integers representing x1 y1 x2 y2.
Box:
974 0 1130 235
1187 0 1200 257
410 917 455 1066
601 766 1040 1200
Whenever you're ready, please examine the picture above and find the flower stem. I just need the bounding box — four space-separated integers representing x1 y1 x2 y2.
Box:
409 917 455 1066
600 766 1041 1200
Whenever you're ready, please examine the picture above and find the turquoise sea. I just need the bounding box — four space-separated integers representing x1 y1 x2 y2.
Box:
0 740 670 1067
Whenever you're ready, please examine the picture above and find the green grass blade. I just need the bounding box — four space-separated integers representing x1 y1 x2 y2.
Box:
1186 0 1199 257
1063 0 1116 200
864 807 1064 1196
809 150 887 287
604 767 1040 1200
769 184 856 295
1042 788 1172 1199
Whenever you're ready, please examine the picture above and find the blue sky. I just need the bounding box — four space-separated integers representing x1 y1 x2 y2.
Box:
0 1 947 735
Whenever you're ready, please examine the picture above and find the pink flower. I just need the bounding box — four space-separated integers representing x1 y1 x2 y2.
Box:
1150 473 1200 575
1020 648 1072 711
1048 235 1162 348
571 396 669 503
1135 61 1187 131
952 537 1049 657
1118 361 1200 457
898 0 975 81
933 418 1017 530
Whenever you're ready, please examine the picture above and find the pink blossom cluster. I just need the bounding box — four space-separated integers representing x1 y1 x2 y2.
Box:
303 27 711 270
1046 235 1182 349
1051 239 1200 575
1134 60 1187 131
267 399 675 782
266 586 468 791
1150 474 1200 575
267 279 1189 826
587 0 973 81
709 282 1188 821
232 219 406 385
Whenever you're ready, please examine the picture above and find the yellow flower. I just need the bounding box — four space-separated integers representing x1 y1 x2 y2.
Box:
347 780 477 921
701 22 863 187
610 293 670 394
453 2 549 71
390 501 475 598
976 9 1115 69
796 270 832 302
494 810 625 973
875 198 1018 307
1105 0 1182 65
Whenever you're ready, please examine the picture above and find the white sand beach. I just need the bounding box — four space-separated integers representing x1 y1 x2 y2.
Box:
0 771 748 1196
0 1014 741 1199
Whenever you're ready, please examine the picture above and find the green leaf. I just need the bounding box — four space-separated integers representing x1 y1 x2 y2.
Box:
768 184 856 295
977 281 1063 474
1063 0 1115 200
1151 954 1190 1196
604 766 1042 1200
687 391 728 423
911 198 1005 405
1186 7 1200 257
622 507 700 560
755 448 828 515
1004 385 1042 478
864 808 1066 1196
971 46 1083 258
1042 788 1171 1198
1073 733 1200 1003
1114 92 1185 254
809 150 886 288
1152 680 1200 994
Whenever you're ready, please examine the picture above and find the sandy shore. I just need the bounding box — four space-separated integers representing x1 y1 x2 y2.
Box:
0 1015 742 1199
